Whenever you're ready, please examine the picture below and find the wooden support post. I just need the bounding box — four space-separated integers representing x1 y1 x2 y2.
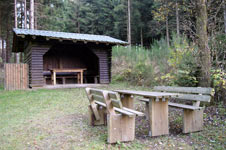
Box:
148 98 169 136
53 71 56 85
145 102 150 120
107 114 135 143
81 71 83 84
121 94 134 109
183 109 203 133
77 73 80 84
88 105 106 126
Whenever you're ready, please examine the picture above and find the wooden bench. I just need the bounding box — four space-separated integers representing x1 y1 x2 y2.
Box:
139 86 214 133
85 88 144 143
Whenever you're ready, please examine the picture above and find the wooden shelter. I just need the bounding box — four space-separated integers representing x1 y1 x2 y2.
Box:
12 29 127 88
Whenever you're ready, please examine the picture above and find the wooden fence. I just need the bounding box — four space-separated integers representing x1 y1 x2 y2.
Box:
4 63 28 90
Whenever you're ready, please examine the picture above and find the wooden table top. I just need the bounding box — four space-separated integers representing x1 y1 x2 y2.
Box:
115 90 179 98
50 68 86 72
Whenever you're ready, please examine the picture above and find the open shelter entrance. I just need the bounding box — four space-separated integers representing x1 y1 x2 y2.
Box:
43 44 99 85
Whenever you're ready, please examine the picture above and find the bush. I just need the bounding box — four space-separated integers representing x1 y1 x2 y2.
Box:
211 69 226 103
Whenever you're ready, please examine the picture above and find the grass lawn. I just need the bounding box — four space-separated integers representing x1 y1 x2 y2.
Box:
0 83 225 150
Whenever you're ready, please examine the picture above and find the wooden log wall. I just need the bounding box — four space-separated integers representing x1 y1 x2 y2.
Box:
4 63 28 90
24 46 50 87
92 49 112 84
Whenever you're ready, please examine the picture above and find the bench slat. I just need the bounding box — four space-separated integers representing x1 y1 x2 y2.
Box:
172 94 211 102
89 88 105 96
154 86 214 95
138 98 149 102
92 95 105 103
94 101 136 117
108 92 119 99
123 107 145 116
114 107 135 117
168 102 202 110
94 101 106 107
111 99 123 109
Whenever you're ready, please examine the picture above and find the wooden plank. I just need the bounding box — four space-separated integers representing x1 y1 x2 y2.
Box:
121 115 135 142
122 107 144 116
171 94 211 102
169 102 202 110
107 114 122 143
111 99 123 109
116 90 178 98
183 109 203 133
138 98 149 102
120 94 134 109
138 94 211 102
154 86 214 96
108 92 119 99
149 98 169 136
86 88 100 120
113 107 135 117
89 88 104 96
95 100 134 117
92 95 105 103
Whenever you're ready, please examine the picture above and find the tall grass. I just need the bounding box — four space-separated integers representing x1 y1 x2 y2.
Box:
112 34 199 87
112 37 171 86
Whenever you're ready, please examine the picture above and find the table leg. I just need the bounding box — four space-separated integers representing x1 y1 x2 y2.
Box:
121 94 134 109
51 72 53 85
81 71 83 84
77 73 80 84
53 71 56 85
148 98 169 136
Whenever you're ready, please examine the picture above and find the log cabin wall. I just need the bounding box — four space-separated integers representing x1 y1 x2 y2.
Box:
24 45 50 87
92 48 112 84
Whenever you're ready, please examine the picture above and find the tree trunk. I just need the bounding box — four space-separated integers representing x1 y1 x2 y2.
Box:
14 0 17 28
24 0 27 29
224 1 226 34
30 0 34 29
196 0 211 87
140 27 143 47
34 1 38 29
77 0 80 33
6 17 10 63
176 0 180 37
166 14 170 48
127 0 131 49
1 40 5 64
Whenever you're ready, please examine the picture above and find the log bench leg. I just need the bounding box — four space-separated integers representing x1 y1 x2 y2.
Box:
107 114 135 143
183 109 204 133
148 98 169 136
88 105 107 126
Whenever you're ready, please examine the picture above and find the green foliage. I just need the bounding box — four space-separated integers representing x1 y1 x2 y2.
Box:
211 69 226 102
112 34 199 87
167 33 198 87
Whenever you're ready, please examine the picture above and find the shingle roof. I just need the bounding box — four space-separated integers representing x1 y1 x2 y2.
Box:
13 28 127 45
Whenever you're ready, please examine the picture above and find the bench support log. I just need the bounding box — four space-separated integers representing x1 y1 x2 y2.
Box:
88 105 106 126
148 98 169 136
107 114 135 143
183 109 203 133
121 94 134 109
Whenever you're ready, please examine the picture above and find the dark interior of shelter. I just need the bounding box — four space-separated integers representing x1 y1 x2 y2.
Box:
43 44 99 85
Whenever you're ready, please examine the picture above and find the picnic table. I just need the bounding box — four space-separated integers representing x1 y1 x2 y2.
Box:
115 90 179 137
50 68 86 85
